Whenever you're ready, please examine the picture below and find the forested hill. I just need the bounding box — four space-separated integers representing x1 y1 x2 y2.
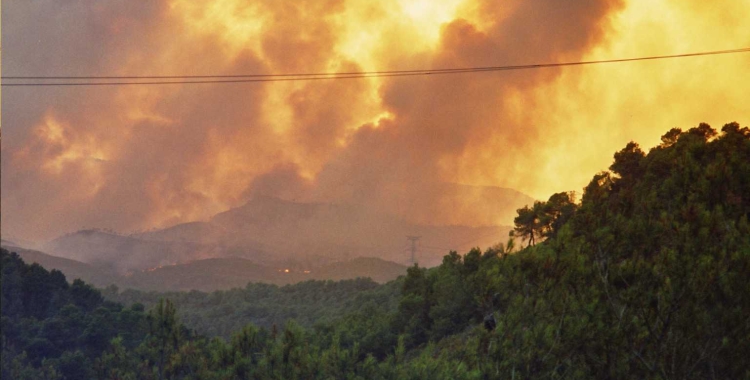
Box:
1 249 153 379
0 245 121 288
103 277 402 340
2 122 749 379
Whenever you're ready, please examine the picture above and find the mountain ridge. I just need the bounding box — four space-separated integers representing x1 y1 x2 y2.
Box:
45 193 519 271
1 243 409 291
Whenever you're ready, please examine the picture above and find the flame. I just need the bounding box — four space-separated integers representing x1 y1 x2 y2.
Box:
144 262 179 272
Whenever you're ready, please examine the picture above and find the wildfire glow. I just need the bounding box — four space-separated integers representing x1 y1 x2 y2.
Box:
398 0 466 46
169 0 267 58
145 262 180 272
32 115 107 195
2 0 749 241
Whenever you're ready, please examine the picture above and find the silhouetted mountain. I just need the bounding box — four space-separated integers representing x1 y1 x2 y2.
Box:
43 188 527 273
206 196 513 266
133 221 229 244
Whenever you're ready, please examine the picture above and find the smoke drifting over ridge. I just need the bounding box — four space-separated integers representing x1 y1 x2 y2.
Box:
2 0 749 241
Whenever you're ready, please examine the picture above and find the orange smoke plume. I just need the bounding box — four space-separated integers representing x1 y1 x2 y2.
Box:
1 0 748 241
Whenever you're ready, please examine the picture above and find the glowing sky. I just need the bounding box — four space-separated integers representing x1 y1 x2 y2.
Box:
2 0 749 241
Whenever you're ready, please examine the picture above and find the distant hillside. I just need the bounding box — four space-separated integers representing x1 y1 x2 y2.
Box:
45 196 514 272
2 242 408 291
132 221 230 244
125 257 276 292
43 229 267 273
122 256 407 292
1 244 120 288
309 257 408 283
206 196 512 266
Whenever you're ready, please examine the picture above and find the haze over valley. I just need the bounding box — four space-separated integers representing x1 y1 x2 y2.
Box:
2 187 530 290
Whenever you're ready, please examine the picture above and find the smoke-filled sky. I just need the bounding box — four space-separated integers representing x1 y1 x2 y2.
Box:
2 0 749 242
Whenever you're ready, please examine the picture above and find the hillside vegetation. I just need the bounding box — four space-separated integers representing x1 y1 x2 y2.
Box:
2 122 748 379
103 277 401 340
3 249 408 291
0 245 121 289
123 256 408 291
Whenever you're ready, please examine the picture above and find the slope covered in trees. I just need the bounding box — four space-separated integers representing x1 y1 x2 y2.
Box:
386 122 750 378
2 247 409 291
103 277 401 340
1 249 153 379
1 245 121 288
2 122 748 379
122 256 408 291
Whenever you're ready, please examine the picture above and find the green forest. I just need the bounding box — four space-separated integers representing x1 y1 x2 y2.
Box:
2 122 749 379
101 278 401 341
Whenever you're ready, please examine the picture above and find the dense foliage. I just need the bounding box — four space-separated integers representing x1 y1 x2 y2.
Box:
102 278 400 340
512 191 577 246
1 249 152 379
2 122 748 379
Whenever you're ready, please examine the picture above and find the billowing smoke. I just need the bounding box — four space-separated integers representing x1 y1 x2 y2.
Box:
2 0 749 242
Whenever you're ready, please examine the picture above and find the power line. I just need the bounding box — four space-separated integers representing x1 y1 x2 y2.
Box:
0 71 462 86
2 47 748 87
6 47 749 80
